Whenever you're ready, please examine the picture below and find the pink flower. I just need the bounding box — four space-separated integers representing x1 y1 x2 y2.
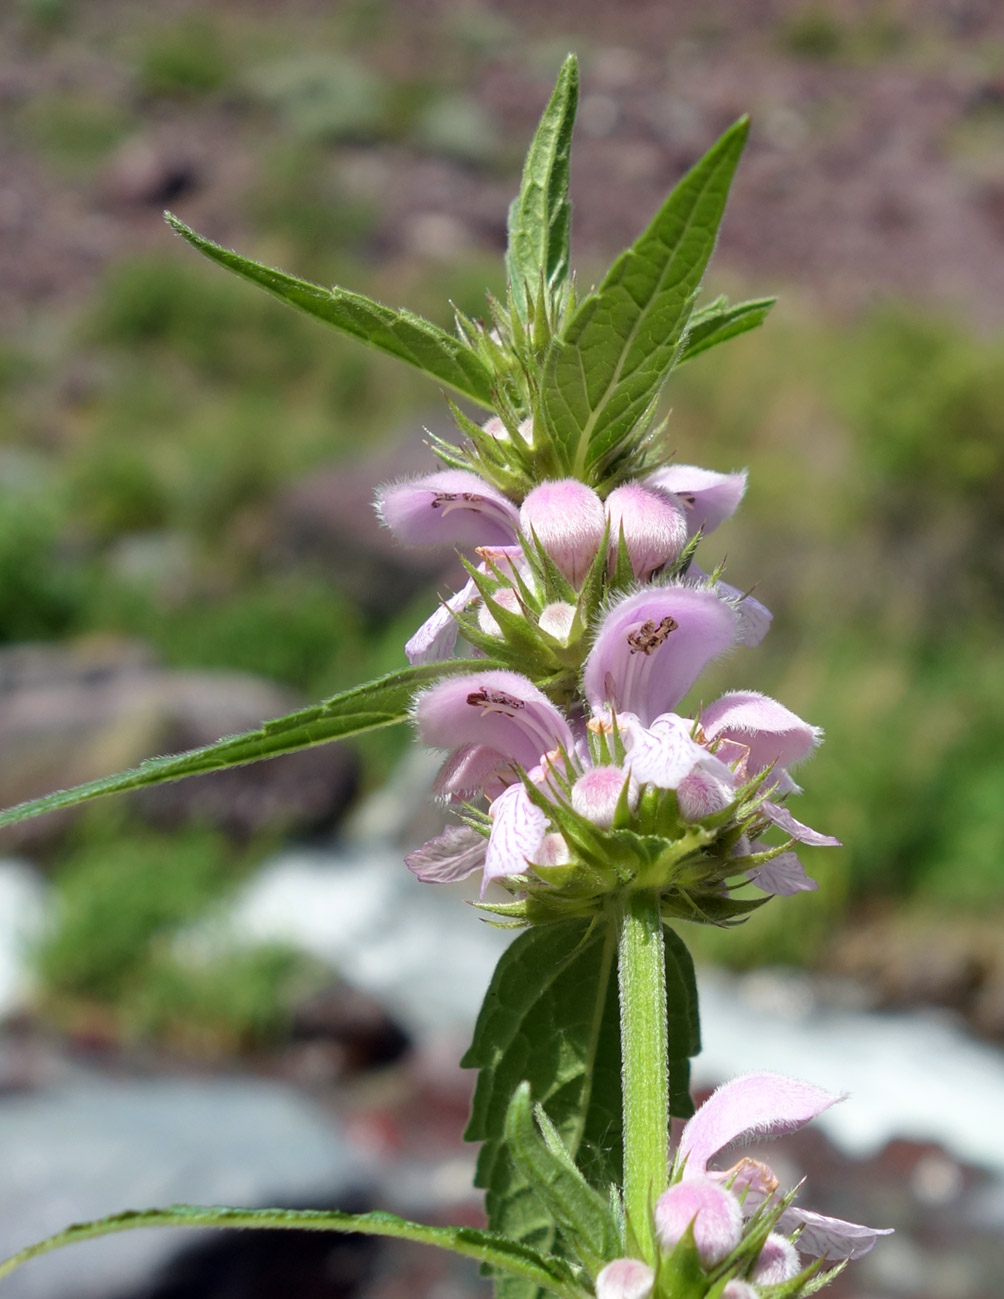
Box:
520 478 606 585
376 468 520 548
583 586 738 723
645 464 747 538
675 1072 893 1262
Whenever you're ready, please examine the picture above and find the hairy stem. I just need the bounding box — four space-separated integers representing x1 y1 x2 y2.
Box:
616 890 669 1264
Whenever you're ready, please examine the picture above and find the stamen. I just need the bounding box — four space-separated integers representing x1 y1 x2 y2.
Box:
626 616 678 655
466 686 526 715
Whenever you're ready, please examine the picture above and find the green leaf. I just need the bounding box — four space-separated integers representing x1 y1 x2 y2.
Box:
541 118 749 475
463 919 702 1299
506 54 579 318
504 1084 621 1274
462 917 622 1299
0 1204 579 1295
663 926 701 1120
677 295 775 364
165 213 495 409
0 659 496 831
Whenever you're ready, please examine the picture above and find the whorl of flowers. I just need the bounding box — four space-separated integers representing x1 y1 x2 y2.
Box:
376 430 835 924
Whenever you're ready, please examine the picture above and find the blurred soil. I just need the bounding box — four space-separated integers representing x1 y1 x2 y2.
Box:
5 0 1004 331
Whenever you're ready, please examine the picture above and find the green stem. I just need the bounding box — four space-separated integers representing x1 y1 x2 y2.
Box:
617 890 669 1265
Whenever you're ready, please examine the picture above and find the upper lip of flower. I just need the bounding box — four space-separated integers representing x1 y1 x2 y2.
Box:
674 1071 893 1261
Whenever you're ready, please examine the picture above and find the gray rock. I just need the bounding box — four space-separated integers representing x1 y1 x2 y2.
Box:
0 1071 368 1299
0 640 358 852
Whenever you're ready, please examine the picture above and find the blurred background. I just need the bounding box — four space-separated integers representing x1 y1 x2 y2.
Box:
1 1 1003 1296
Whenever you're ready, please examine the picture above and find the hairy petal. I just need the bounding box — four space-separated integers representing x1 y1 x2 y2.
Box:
484 782 547 886
778 1207 894 1261
595 1259 655 1299
679 1072 841 1176
405 825 487 883
751 1233 801 1284
646 464 747 536
520 478 606 585
654 1177 742 1267
605 482 688 578
417 670 574 768
377 469 519 547
747 851 818 895
700 690 822 775
584 586 737 723
570 765 634 828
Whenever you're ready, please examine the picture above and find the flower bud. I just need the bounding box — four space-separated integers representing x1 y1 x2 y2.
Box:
595 1258 655 1299
571 766 634 829
519 479 605 585
751 1233 800 1284
538 601 577 643
530 832 572 868
654 1177 742 1268
605 482 688 578
721 1283 759 1299
478 587 521 638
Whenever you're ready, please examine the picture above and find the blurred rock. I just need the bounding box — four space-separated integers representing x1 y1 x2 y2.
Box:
267 431 457 619
103 138 199 207
282 982 411 1086
0 1070 371 1299
0 639 358 853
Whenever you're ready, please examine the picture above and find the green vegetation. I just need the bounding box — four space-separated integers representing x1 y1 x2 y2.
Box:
34 819 319 1052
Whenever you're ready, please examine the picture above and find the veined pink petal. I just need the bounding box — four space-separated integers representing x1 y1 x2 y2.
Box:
622 713 708 789
678 1072 841 1176
433 743 513 802
405 825 487 883
520 479 606 585
595 1259 655 1299
406 577 478 665
777 1207 893 1261
646 464 747 536
747 851 818 895
584 586 737 724
377 469 519 547
605 482 688 578
700 691 822 776
765 801 841 848
654 1176 742 1266
417 670 574 769
484 782 548 887
751 1233 801 1284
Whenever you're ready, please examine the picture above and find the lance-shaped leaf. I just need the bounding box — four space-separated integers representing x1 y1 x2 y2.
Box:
0 1204 579 1295
166 214 495 409
541 119 749 475
506 54 579 318
0 659 497 831
504 1083 621 1274
676 294 775 365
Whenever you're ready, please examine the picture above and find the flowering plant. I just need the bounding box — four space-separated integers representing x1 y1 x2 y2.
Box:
0 56 888 1298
